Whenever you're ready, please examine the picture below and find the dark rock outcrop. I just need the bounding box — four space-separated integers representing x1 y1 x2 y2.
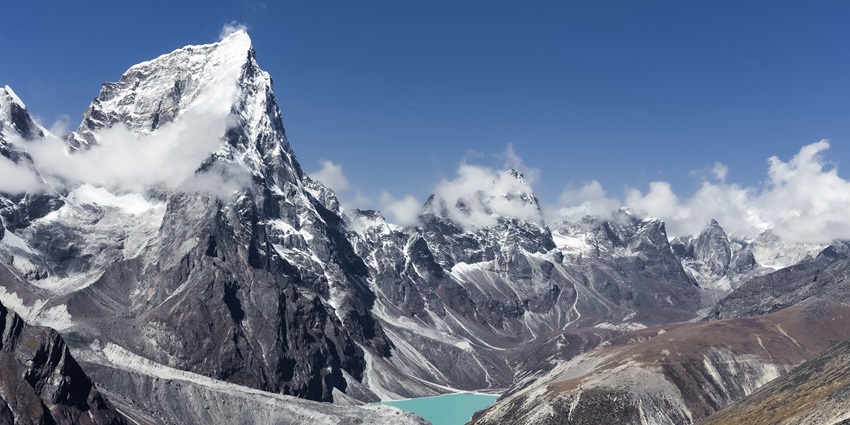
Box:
0 299 126 425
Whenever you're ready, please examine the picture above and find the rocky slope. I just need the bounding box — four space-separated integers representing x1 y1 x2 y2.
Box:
0 32 429 425
0 297 126 425
709 241 850 320
473 242 850 424
345 198 707 396
472 298 850 425
0 86 64 233
699 335 850 425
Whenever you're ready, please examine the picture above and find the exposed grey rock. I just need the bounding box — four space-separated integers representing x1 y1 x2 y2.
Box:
75 351 428 425
694 219 731 275
709 241 850 320
555 211 701 324
0 299 126 425
699 334 850 425
0 87 64 231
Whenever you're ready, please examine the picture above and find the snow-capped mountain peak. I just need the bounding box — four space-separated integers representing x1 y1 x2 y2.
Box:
53 29 306 196
1 85 27 112
1 85 49 141
420 168 546 232
506 168 524 181
67 29 256 147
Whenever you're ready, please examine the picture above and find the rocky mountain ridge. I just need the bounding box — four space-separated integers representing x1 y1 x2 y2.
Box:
0 297 126 425
1 31 846 424
698 332 850 425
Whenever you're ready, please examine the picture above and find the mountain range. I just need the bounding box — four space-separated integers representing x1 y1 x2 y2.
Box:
1 31 848 424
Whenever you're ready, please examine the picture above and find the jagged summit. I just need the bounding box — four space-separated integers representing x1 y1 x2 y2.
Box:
694 218 732 275
0 86 48 141
1 85 26 111
67 29 259 147
57 29 305 194
7 30 850 425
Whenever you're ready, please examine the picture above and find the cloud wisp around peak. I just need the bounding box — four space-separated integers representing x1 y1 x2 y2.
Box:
313 140 850 244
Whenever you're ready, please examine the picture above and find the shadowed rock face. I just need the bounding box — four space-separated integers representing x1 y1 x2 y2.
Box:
1 31 714 411
344 199 705 395
0 300 126 425
2 33 392 404
671 219 759 286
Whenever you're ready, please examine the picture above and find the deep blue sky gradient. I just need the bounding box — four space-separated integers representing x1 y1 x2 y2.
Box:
2 1 848 207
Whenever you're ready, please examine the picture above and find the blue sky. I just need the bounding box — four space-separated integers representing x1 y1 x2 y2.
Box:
2 1 849 236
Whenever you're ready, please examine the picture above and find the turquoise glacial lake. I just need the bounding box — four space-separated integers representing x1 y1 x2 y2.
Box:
376 393 499 425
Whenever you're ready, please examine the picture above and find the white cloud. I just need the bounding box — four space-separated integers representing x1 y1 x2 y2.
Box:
0 155 41 194
426 146 544 229
177 161 253 199
322 145 545 229
22 104 239 196
220 21 249 40
556 180 620 221
379 191 421 226
550 141 850 243
311 160 350 193
712 162 728 182
573 140 850 243
33 114 72 138
625 181 685 223
501 143 540 184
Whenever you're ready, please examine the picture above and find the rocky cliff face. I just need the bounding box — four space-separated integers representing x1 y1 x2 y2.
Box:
671 220 765 312
343 190 707 397
0 298 126 425
57 31 392 402
554 211 701 325
709 241 850 320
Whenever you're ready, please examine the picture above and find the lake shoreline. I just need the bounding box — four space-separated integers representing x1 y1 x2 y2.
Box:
374 392 501 425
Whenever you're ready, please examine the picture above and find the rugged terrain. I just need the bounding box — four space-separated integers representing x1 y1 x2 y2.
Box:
0 298 125 425
1 31 848 424
472 241 849 424
698 334 850 425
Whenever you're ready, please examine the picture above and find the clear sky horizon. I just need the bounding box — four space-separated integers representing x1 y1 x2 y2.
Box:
2 1 849 239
